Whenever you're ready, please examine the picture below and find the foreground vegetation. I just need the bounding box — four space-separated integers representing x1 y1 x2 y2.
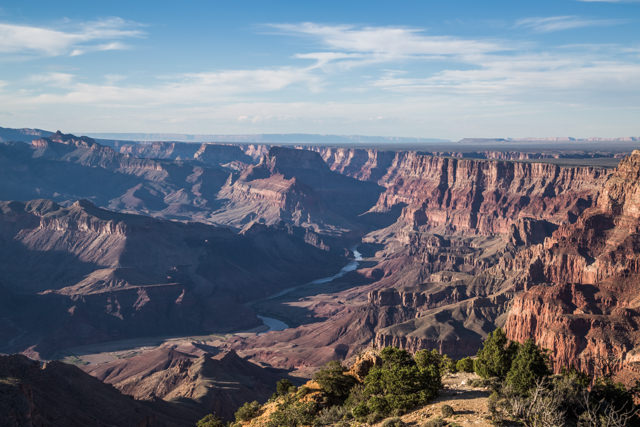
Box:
197 329 640 426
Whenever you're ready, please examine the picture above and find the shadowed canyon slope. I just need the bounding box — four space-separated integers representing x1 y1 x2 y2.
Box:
0 354 193 426
0 198 344 358
86 344 288 420
211 146 383 235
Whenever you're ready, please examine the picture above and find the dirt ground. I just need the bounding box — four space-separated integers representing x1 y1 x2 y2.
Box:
373 372 492 427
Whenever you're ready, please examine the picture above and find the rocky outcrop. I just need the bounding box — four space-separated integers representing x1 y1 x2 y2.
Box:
311 146 396 182
212 146 383 235
0 132 236 222
504 150 640 377
86 344 286 420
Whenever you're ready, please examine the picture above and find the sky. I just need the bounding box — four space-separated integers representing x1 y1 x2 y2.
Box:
0 0 639 139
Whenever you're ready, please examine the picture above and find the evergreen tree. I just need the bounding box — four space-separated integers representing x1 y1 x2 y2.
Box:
474 328 518 379
504 339 550 395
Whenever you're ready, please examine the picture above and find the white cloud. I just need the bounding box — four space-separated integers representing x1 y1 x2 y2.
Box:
13 67 320 106
373 55 640 99
2 20 639 139
0 17 143 57
515 16 623 32
269 23 509 68
27 72 75 86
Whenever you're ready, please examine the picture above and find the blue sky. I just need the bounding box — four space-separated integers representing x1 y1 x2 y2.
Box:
0 0 639 139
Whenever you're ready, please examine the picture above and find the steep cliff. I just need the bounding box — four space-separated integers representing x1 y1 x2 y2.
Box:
504 150 640 377
211 146 383 235
372 153 607 235
0 132 237 222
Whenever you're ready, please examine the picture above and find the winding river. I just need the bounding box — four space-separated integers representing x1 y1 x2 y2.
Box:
257 246 362 332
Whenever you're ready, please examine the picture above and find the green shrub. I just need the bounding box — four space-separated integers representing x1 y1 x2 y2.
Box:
380 347 414 369
313 405 349 426
196 414 224 427
313 360 357 405
414 349 442 371
351 347 442 419
267 399 318 427
504 339 550 396
367 412 384 424
235 400 261 422
382 416 406 427
440 354 457 374
441 404 454 418
455 357 474 373
276 378 295 396
474 328 518 380
422 417 446 427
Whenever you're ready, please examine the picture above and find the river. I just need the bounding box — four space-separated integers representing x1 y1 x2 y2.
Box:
257 246 362 332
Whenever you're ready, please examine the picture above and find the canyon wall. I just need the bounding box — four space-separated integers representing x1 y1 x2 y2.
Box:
504 150 640 378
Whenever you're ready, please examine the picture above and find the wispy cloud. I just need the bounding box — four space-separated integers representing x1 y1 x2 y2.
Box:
18 66 321 106
2 19 639 138
269 23 509 69
0 17 143 57
515 15 623 32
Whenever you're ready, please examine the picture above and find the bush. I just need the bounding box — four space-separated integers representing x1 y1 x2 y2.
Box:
313 360 357 405
382 417 406 427
440 354 457 374
441 404 454 418
504 339 550 396
381 347 415 369
346 347 442 420
422 417 446 427
196 414 224 427
455 357 474 373
276 378 295 396
313 405 349 426
235 400 261 422
474 328 518 380
267 399 318 427
414 349 442 371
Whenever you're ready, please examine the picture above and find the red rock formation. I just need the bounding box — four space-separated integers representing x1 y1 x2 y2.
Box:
373 152 607 234
212 146 382 234
504 150 640 377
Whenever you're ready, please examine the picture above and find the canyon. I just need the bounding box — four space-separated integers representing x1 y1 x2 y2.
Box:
2 126 640 422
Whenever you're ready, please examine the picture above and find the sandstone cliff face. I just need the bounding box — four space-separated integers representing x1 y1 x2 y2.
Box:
212 146 383 235
504 150 640 377
312 146 396 182
373 153 607 235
